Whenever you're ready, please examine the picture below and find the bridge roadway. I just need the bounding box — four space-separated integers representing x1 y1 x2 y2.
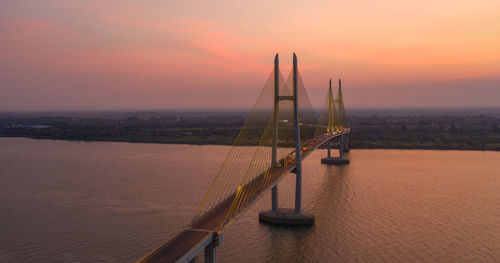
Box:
137 130 349 263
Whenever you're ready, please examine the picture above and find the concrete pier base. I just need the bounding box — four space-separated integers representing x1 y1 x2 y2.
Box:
259 208 314 226
321 157 350 165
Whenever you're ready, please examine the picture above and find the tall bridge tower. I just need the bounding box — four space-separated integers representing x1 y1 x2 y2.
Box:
321 78 350 165
258 53 315 225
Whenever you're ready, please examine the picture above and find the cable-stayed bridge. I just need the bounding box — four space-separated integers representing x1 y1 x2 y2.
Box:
137 53 351 263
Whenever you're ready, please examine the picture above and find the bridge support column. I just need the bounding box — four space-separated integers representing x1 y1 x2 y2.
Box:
270 53 280 212
204 242 216 263
259 53 314 226
343 134 350 152
271 186 278 211
321 78 349 165
327 140 331 158
340 132 344 159
203 232 220 263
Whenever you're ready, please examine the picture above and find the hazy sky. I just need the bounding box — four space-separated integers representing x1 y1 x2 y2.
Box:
1 0 499 110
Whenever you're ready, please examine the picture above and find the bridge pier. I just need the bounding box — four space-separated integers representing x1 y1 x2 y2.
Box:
343 134 350 152
259 53 315 226
321 78 349 165
204 240 216 263
271 186 278 211
321 135 350 165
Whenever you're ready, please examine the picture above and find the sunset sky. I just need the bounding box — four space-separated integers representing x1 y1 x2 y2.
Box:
1 0 499 110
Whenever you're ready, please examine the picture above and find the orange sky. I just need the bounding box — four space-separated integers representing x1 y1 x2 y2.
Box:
1 0 499 110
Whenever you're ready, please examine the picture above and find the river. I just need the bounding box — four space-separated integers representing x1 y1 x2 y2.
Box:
0 138 499 262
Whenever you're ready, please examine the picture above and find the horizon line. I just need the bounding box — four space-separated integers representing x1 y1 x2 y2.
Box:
2 106 500 113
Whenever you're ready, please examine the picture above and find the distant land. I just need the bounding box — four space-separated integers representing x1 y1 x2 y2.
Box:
1 108 499 151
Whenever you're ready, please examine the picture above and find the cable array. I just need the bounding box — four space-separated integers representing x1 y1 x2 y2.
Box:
315 79 348 136
190 69 344 230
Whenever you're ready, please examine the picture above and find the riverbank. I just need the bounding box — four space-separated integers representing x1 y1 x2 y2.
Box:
1 109 499 151
2 135 499 151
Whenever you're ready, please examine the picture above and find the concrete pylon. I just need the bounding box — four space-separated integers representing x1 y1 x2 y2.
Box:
271 53 279 211
321 78 349 165
259 53 314 226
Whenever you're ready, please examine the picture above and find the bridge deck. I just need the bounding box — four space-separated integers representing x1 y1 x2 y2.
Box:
137 131 349 263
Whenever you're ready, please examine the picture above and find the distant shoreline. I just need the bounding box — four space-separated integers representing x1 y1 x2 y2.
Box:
2 110 498 152
349 144 500 151
2 135 499 152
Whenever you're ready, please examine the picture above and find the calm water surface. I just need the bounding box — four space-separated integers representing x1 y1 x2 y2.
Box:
0 138 499 262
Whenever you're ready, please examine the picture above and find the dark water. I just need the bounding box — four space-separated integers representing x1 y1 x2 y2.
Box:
1 138 499 262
